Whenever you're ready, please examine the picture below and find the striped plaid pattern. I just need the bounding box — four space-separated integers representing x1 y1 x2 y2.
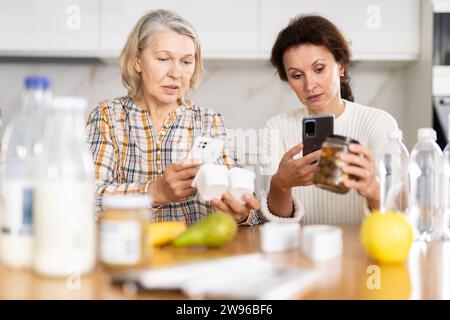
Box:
86 96 261 225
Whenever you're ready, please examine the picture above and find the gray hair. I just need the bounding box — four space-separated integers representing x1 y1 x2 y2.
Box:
119 9 204 99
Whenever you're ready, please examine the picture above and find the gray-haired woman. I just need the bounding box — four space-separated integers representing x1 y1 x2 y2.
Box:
86 9 261 224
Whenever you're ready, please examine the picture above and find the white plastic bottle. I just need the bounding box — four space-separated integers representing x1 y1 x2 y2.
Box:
442 120 450 240
33 96 96 277
378 129 410 213
0 76 51 269
408 128 443 242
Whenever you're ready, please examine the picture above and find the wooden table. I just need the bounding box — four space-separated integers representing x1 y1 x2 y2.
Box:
1 224 449 300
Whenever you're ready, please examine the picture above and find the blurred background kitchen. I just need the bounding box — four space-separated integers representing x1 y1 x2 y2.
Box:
2 0 450 300
0 0 449 178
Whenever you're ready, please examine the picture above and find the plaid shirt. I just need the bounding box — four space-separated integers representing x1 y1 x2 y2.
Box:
86 96 261 225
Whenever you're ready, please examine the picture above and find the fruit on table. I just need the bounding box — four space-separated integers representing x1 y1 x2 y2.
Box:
361 210 413 264
172 212 237 247
148 222 187 246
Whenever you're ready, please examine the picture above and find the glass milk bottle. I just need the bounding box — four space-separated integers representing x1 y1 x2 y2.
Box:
378 129 410 213
33 96 96 277
0 76 51 269
408 128 443 242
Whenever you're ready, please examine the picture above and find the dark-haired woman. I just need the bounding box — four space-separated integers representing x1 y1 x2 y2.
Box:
260 15 398 224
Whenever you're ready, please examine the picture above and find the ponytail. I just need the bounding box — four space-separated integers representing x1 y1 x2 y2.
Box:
340 72 354 102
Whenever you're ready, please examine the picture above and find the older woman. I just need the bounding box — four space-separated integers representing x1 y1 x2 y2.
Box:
86 9 260 224
260 15 398 224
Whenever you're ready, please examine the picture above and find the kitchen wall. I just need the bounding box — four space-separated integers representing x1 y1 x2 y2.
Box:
0 59 412 139
0 58 424 195
0 0 430 154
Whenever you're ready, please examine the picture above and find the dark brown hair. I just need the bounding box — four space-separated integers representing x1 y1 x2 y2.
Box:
270 14 354 102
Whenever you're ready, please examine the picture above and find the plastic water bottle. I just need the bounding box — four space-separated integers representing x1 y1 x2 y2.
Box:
378 129 409 213
33 96 96 277
442 118 450 240
0 76 51 269
408 128 443 242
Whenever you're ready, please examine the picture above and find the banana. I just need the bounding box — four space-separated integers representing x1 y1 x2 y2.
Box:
147 221 187 246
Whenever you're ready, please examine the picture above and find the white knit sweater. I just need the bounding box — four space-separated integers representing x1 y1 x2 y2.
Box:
259 100 398 224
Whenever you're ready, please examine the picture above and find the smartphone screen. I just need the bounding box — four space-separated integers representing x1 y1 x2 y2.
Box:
302 114 334 156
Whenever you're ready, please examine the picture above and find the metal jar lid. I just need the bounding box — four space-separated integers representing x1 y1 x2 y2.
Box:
101 195 152 210
325 134 360 145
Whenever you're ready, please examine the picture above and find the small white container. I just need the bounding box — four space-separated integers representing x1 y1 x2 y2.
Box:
260 222 300 253
192 164 229 201
301 225 343 262
228 167 256 204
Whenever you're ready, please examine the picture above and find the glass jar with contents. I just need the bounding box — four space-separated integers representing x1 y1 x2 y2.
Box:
98 195 152 270
313 134 360 194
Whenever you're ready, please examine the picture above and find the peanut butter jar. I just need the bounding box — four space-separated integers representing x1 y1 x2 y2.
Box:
98 195 152 271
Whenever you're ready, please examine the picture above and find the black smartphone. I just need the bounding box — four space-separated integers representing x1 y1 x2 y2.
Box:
302 114 334 156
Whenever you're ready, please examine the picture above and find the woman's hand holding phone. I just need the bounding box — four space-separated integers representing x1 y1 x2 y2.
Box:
271 143 321 191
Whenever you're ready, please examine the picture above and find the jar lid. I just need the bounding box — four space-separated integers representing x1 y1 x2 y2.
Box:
102 195 152 209
326 134 360 145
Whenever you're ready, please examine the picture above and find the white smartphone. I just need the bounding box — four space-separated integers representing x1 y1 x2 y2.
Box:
186 136 224 163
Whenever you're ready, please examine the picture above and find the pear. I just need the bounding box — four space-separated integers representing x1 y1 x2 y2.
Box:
172 212 237 247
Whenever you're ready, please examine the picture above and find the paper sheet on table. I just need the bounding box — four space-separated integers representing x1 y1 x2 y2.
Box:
112 253 319 299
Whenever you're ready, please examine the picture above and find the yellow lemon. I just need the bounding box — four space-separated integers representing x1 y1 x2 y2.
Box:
361 211 413 264
147 222 187 246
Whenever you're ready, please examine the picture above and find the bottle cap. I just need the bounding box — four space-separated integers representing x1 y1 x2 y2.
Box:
447 114 450 141
41 77 51 90
102 195 152 210
24 76 51 90
52 96 87 111
417 128 436 140
388 129 403 139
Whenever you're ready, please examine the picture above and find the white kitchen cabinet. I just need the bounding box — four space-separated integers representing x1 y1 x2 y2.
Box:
100 0 259 59
0 0 100 56
0 0 420 61
260 0 420 61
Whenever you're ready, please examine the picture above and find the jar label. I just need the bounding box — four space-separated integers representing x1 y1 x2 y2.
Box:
1 181 34 235
99 221 141 265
